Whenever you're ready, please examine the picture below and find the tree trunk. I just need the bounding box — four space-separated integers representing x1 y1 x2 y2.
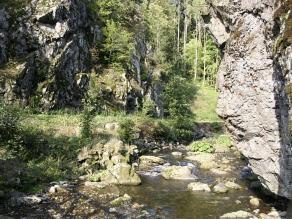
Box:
202 27 206 86
194 16 198 80
177 0 181 53
183 0 188 55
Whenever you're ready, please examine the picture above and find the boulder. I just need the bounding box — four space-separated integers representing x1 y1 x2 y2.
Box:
171 151 183 157
101 163 141 186
49 185 67 194
185 153 217 170
161 166 198 180
220 211 255 219
187 182 211 192
139 156 165 166
110 194 131 206
213 183 228 194
225 181 242 190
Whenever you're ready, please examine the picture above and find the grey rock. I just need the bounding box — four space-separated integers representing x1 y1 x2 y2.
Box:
205 0 292 199
187 182 211 192
249 197 260 208
220 210 255 219
101 163 141 186
161 166 198 180
213 183 228 194
84 181 108 189
139 156 165 168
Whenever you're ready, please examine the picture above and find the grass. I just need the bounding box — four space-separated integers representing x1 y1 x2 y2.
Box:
192 85 220 122
0 86 224 193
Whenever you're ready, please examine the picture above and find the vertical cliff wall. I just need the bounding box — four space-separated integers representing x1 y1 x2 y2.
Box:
204 0 292 199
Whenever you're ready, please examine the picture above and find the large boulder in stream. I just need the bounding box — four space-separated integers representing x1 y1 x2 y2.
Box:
161 166 198 180
204 0 292 199
139 155 165 167
188 182 211 192
78 138 137 172
101 163 141 186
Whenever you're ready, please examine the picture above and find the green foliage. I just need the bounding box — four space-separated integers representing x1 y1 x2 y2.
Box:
81 107 93 139
188 139 214 153
102 20 134 65
0 104 20 142
188 134 233 153
153 119 194 143
142 99 156 117
184 36 220 85
0 104 25 157
163 76 196 119
118 119 136 144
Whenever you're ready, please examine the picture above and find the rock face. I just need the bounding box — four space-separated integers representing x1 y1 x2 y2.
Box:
0 0 91 108
0 0 163 113
204 0 292 199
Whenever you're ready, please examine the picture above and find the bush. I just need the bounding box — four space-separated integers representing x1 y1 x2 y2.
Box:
0 104 21 142
153 119 195 143
81 107 93 139
142 100 156 117
188 134 233 153
118 119 136 144
188 139 214 153
0 104 24 157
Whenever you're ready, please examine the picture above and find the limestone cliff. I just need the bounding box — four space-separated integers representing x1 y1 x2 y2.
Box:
204 0 292 199
0 0 162 113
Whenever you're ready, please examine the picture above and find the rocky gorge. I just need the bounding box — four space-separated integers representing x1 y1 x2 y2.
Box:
0 0 292 218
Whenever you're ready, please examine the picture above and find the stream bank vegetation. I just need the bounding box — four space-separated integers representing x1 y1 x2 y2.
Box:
0 0 229 196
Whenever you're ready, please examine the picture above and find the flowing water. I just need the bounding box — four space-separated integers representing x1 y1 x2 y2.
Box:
120 150 273 219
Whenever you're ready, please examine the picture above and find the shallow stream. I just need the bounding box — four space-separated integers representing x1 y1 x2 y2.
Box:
120 150 273 218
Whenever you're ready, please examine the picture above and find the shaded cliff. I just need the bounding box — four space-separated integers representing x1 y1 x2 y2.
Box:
0 0 162 113
204 0 292 199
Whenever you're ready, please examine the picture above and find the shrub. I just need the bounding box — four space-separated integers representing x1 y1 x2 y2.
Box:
188 139 214 153
0 104 21 142
0 104 24 157
188 134 233 153
153 119 195 143
81 107 93 139
142 100 156 117
118 119 136 144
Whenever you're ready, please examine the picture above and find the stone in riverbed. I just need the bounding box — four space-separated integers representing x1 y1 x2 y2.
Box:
101 163 141 186
84 181 108 189
139 156 165 166
171 151 183 157
213 183 228 194
110 194 131 206
225 181 242 190
49 185 67 194
185 153 217 170
220 210 255 218
249 197 260 208
161 166 198 180
187 182 211 192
